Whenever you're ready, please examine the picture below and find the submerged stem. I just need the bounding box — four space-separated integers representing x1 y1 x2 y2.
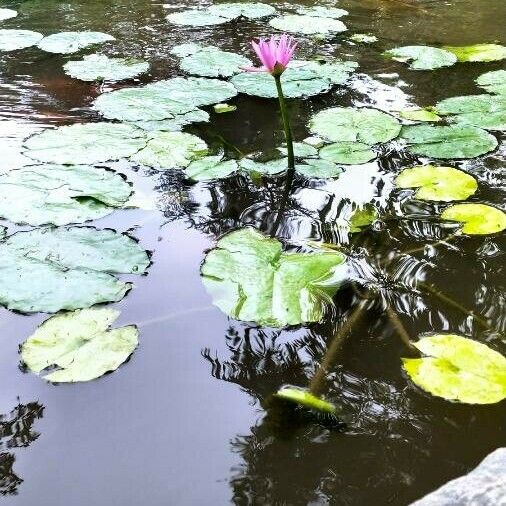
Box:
274 74 295 171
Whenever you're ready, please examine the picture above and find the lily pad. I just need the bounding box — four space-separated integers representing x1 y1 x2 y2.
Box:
133 109 210 132
402 334 506 404
278 142 318 159
399 109 441 122
0 226 149 313
167 10 229 26
170 43 202 58
24 123 146 165
401 124 498 159
443 43 506 62
208 2 276 19
309 107 401 145
214 103 237 113
295 158 343 178
21 308 138 383
319 142 376 165
269 14 347 36
441 203 506 235
63 54 149 82
131 131 208 169
295 6 348 19
384 46 457 70
201 227 347 327
275 386 336 413
476 70 506 95
0 29 43 51
0 164 132 226
38 31 114 54
185 156 238 181
435 94 506 131
349 33 377 44
395 165 477 202
0 9 17 21
179 46 252 78
239 157 287 175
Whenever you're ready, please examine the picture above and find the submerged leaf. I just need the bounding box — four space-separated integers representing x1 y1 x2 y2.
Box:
38 31 114 54
319 142 376 165
0 29 43 51
384 45 457 70
402 334 506 404
185 156 238 181
269 14 347 36
441 203 506 235
476 70 506 95
21 308 138 383
201 227 347 327
443 43 506 62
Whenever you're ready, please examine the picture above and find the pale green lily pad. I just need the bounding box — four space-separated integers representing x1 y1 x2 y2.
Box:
0 226 149 313
295 158 343 178
21 308 138 383
275 386 336 413
0 29 43 51
402 334 506 404
170 43 202 58
476 70 506 95
0 9 17 21
185 156 238 181
214 103 237 113
278 142 318 158
63 54 149 82
38 31 114 54
133 109 210 132
239 157 287 175
131 131 208 169
435 94 506 131
401 124 498 159
396 165 477 202
208 2 276 19
309 107 401 145
24 123 146 165
349 33 377 44
167 10 229 26
319 142 376 165
399 109 441 122
384 45 457 70
443 43 506 62
0 164 132 226
441 203 506 235
269 14 347 36
295 6 348 19
201 227 347 327
180 46 252 78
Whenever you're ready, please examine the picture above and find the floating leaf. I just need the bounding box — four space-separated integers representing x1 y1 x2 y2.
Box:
401 124 498 159
476 70 506 95
0 9 17 21
214 103 237 113
443 43 506 62
133 109 209 132
295 158 343 178
399 109 441 122
167 10 228 26
349 205 378 232
309 107 401 145
239 157 287 175
179 46 252 78
0 29 43 51
185 156 238 181
63 54 149 82
131 131 208 169
208 2 276 19
441 203 506 235
202 228 347 327
435 94 506 131
275 386 336 413
21 308 138 383
402 334 506 404
0 226 149 313
319 142 376 165
396 165 477 202
169 43 202 58
269 14 347 36
278 142 318 159
349 33 377 44
38 31 114 54
295 6 348 19
0 164 132 226
384 45 457 70
24 123 146 164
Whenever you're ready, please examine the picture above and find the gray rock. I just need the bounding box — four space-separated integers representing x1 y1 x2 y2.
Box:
411 448 506 505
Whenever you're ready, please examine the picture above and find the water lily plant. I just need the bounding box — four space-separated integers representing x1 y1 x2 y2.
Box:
246 34 298 170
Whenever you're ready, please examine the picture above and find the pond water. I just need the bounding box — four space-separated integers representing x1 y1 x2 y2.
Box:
0 0 505 504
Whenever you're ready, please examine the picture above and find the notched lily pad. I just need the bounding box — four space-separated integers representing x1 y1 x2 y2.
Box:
185 155 238 181
443 43 506 62
21 308 139 383
441 203 506 235
201 227 347 327
269 14 347 37
319 142 376 165
384 45 457 70
0 29 43 51
38 31 114 54
476 70 506 95
403 334 506 404
396 165 477 202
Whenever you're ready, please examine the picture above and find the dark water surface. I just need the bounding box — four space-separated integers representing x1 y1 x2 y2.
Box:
0 0 505 504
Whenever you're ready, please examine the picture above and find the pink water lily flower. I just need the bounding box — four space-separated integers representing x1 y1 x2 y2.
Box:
245 34 298 76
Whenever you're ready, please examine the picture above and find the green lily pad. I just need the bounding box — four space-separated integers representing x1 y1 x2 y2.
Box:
309 107 401 145
349 33 377 44
0 29 43 51
435 94 506 131
278 142 318 159
295 6 347 18
167 10 228 26
214 103 237 113
476 70 506 95
402 334 506 404
441 203 506 235
185 156 238 181
269 14 347 36
21 308 138 383
443 43 506 62
208 2 276 19
201 227 347 327
133 109 210 132
0 9 17 21
401 124 498 159
275 386 336 413
131 131 208 169
399 109 441 122
0 226 149 313
63 54 149 82
384 45 457 70
23 123 146 165
319 142 376 165
239 157 287 175
396 165 477 202
295 158 343 178
38 31 114 54
0 164 132 226
179 46 252 78
349 205 378 232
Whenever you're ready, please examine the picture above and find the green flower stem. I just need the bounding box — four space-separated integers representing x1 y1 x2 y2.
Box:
274 74 295 171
